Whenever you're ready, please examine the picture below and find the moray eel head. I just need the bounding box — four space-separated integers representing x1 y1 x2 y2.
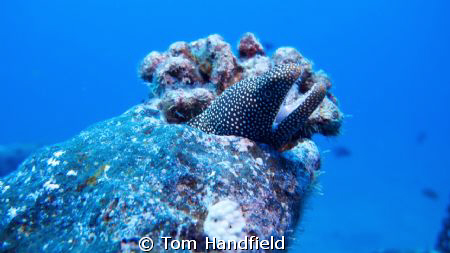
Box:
188 64 326 151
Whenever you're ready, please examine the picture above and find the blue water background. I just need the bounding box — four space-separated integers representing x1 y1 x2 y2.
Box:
1 0 449 252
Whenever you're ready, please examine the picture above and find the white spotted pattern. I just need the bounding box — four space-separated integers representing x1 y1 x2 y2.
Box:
188 64 326 149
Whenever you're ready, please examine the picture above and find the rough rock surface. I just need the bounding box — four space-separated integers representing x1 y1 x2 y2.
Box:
238 32 265 59
0 103 320 252
158 88 215 124
0 144 40 177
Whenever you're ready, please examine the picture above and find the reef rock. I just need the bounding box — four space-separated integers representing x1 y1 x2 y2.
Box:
158 88 215 124
0 103 320 252
238 32 265 59
0 144 40 177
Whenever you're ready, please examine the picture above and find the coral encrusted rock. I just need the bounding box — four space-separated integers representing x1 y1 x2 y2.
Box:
0 103 320 252
0 144 40 177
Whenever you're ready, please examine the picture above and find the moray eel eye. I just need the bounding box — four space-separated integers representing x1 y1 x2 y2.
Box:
188 64 326 150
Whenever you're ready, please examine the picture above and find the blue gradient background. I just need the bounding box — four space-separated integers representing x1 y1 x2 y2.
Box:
1 0 449 252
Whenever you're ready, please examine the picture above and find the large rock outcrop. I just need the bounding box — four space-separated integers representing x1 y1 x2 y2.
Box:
0 103 320 252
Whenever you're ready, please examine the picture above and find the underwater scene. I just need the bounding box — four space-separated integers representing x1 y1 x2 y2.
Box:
1 0 449 252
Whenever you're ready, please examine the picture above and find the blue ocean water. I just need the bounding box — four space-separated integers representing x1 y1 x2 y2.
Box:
1 0 449 252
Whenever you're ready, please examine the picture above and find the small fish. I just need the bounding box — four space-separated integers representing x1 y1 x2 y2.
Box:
262 42 275 52
174 110 186 119
333 146 351 158
422 188 439 200
416 131 427 145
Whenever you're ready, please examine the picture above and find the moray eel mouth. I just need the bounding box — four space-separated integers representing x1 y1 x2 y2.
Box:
188 64 326 150
269 70 327 149
272 78 304 130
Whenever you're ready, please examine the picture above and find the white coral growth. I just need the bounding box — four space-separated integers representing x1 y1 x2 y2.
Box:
204 199 246 242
